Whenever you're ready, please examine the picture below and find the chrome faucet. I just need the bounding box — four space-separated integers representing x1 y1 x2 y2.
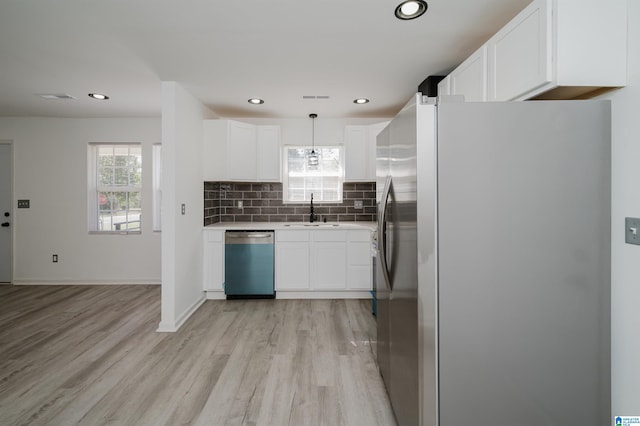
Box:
309 193 317 223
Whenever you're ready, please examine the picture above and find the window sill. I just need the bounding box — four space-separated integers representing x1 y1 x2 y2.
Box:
89 231 142 235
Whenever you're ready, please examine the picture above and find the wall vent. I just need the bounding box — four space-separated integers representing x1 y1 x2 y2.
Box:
37 94 77 100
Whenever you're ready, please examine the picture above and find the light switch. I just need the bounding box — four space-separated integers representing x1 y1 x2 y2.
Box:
625 217 640 245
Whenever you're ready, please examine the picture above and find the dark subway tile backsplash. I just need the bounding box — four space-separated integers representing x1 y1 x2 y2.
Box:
204 181 376 225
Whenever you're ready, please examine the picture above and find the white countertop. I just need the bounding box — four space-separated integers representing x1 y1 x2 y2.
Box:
204 221 376 231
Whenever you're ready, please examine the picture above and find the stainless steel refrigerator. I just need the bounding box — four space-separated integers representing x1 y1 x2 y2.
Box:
376 95 611 426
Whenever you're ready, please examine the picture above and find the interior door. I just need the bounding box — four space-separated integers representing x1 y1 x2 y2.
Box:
0 143 12 283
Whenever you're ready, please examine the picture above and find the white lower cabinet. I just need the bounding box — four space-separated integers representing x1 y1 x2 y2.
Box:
347 230 372 290
275 228 372 296
203 230 224 296
206 227 372 298
275 230 310 290
311 231 348 290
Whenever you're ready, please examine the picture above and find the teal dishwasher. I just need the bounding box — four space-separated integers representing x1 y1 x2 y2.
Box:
224 230 275 299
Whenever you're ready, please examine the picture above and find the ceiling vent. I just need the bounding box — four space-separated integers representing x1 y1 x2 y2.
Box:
37 94 76 100
302 95 331 100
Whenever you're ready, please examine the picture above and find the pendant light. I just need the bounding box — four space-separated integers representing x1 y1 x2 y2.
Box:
308 113 319 167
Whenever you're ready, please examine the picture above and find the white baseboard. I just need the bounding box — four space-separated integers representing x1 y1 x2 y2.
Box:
205 290 226 300
205 290 371 300
12 279 161 286
275 290 371 299
156 294 206 333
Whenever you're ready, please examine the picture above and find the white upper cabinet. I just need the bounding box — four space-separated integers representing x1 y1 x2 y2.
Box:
441 0 627 103
449 45 487 102
345 122 389 182
203 119 281 182
437 75 451 96
227 121 258 181
487 0 551 102
486 0 627 101
345 126 368 181
257 125 281 181
202 120 227 181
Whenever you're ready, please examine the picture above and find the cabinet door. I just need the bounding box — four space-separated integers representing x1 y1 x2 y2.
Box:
257 125 281 181
227 120 257 180
437 75 451 96
203 120 227 181
203 231 224 291
347 231 372 290
450 45 487 102
344 126 368 181
311 242 347 290
275 242 310 290
367 122 388 181
487 0 551 101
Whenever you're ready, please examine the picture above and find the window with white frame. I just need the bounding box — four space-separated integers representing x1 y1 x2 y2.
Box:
152 144 162 232
88 143 142 233
282 146 343 203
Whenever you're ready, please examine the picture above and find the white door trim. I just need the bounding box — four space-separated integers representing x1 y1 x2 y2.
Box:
0 141 13 283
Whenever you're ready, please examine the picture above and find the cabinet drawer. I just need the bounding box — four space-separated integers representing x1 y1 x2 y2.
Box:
348 230 371 242
276 230 310 242
312 230 347 242
205 230 224 242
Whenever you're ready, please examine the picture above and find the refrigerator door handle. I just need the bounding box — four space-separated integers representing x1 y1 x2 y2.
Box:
378 176 393 291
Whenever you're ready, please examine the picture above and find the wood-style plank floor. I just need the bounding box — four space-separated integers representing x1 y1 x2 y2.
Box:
0 285 397 426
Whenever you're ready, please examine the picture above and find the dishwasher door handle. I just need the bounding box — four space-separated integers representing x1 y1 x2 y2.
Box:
226 233 272 239
225 231 275 244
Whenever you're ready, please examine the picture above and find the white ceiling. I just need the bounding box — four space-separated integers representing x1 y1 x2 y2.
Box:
0 0 531 119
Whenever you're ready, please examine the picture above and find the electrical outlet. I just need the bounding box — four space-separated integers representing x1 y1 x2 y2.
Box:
181 204 186 215
625 217 640 245
354 200 363 210
18 199 30 208
237 200 243 208
52 254 58 263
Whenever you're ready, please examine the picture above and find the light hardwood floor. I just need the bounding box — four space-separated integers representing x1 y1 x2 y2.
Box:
0 285 397 425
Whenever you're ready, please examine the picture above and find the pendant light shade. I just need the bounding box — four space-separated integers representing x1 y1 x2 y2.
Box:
308 113 319 167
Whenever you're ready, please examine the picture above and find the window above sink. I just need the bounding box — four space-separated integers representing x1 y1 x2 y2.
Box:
282 146 344 204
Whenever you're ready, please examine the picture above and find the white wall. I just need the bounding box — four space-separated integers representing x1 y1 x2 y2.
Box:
0 117 161 284
600 0 640 416
158 82 207 332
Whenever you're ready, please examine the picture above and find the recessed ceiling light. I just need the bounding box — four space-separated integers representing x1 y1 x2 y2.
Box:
88 93 109 100
353 98 370 104
248 98 264 105
395 0 428 20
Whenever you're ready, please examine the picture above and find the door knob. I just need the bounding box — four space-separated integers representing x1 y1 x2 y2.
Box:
3 212 9 217
1 222 9 227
